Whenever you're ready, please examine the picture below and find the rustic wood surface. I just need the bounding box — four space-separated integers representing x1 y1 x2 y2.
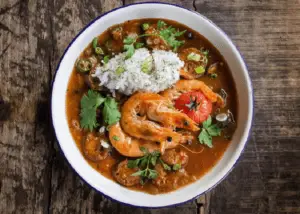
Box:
0 0 299 213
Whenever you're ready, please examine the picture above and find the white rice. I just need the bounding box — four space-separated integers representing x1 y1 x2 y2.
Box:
93 48 183 95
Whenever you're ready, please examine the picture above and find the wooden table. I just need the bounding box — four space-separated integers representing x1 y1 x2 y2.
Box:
1 0 299 213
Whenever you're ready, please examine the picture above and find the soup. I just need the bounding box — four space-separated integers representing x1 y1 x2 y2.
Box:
66 19 237 194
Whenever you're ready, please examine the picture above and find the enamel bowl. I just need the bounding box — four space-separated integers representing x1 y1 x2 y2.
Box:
51 2 253 208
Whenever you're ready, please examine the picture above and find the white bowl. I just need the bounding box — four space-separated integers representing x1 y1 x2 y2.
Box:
51 2 253 208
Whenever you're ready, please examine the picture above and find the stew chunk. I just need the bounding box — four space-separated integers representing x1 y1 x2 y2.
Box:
114 160 140 187
161 149 189 167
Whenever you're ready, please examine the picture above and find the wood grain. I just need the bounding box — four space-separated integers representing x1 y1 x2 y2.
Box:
193 0 300 213
0 0 53 213
0 0 299 213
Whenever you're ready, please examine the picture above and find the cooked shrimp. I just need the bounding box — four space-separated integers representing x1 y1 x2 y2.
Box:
143 99 199 131
161 80 224 107
120 92 193 152
82 132 109 162
179 48 208 79
109 123 187 157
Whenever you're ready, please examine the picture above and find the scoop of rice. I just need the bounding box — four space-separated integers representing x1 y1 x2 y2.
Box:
93 48 183 95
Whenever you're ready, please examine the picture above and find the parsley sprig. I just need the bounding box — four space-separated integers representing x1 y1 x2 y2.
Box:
80 90 121 131
127 147 181 183
123 20 185 58
198 116 221 148
127 147 160 180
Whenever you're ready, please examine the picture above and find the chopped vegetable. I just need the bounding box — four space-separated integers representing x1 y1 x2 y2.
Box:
102 97 121 126
172 163 181 171
141 56 153 74
195 66 205 74
80 90 105 131
76 58 92 73
92 37 98 49
187 52 201 61
198 116 221 148
216 113 228 122
116 66 125 75
127 147 160 181
112 135 119 141
123 20 185 58
135 42 144 49
210 73 218 78
103 55 110 64
159 158 171 171
142 23 150 30
158 25 186 51
157 20 167 29
95 47 104 55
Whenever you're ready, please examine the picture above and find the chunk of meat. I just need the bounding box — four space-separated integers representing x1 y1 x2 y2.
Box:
113 160 140 187
152 164 167 187
82 132 109 162
179 48 208 79
161 149 189 167
145 24 170 50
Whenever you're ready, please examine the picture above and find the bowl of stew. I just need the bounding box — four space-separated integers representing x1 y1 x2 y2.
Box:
51 2 253 208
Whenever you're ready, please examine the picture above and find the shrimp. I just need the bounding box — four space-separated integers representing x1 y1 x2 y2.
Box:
120 92 193 152
143 99 199 132
109 123 187 157
178 48 208 79
161 80 225 107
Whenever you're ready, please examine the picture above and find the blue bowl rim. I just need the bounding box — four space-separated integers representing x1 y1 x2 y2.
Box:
50 1 254 209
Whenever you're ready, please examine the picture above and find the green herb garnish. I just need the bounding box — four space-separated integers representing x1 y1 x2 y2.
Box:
95 47 104 55
141 56 153 74
198 116 221 148
142 23 150 30
195 66 205 74
172 163 181 171
123 20 185 58
135 42 144 49
92 37 98 49
116 66 125 75
112 136 119 141
103 55 110 64
210 73 218 79
80 90 121 130
80 90 106 131
102 97 121 126
187 52 201 61
159 158 171 171
127 147 160 180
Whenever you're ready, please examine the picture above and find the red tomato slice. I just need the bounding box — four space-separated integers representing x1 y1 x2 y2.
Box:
175 91 212 124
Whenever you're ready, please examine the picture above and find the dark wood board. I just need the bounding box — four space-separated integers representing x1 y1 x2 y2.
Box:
0 0 299 213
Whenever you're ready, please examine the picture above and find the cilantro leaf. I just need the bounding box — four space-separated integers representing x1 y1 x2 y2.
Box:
102 97 121 126
157 20 167 29
202 115 212 128
172 163 181 171
198 116 221 148
148 169 158 179
159 26 186 51
80 90 105 131
124 44 135 59
206 124 221 136
198 129 213 148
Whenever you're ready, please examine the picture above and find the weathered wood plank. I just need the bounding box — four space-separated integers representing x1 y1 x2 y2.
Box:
0 0 53 213
194 0 300 213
